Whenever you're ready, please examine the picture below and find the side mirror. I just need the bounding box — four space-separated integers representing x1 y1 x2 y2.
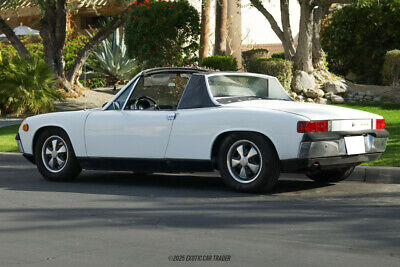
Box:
112 101 121 110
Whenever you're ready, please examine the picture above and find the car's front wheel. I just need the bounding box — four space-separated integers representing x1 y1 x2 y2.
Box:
35 128 81 181
306 166 355 183
218 133 280 192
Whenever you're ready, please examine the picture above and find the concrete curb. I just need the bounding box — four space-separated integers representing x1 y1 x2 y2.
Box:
348 166 400 184
0 152 21 155
0 119 23 128
283 166 400 184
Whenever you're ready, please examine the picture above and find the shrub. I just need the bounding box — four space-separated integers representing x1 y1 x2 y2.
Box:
382 50 400 86
0 57 62 115
246 58 293 90
0 36 43 60
79 77 107 89
125 0 200 67
0 30 91 72
242 48 269 70
84 28 140 85
64 30 91 71
200 55 237 71
321 0 400 84
271 52 285 60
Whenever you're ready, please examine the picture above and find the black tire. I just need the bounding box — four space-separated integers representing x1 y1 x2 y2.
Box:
217 132 280 192
306 166 355 183
34 128 81 182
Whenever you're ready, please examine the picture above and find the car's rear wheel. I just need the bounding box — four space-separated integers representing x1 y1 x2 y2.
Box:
217 133 280 192
306 166 355 183
35 128 81 181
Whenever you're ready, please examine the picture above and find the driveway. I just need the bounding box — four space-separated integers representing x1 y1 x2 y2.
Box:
0 153 399 266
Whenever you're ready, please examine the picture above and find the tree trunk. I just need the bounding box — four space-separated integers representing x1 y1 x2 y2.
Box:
226 0 242 68
312 4 329 70
294 1 314 73
0 17 31 59
280 0 295 60
249 0 295 60
66 6 132 85
40 0 72 91
199 0 211 61
214 0 227 55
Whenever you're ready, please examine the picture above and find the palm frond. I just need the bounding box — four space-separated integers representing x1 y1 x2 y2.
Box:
0 57 62 115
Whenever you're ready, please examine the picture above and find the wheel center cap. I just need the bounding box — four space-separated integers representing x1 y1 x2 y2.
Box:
240 157 248 166
51 151 57 158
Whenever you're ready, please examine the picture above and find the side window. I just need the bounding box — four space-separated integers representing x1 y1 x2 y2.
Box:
125 72 191 111
107 83 134 110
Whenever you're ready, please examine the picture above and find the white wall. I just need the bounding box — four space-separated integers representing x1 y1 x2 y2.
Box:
241 0 300 44
189 0 300 45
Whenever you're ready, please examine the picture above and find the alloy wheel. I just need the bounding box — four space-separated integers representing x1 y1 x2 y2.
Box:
41 135 69 173
226 140 262 183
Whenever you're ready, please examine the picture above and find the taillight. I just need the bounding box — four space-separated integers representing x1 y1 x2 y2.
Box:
376 119 385 129
297 120 329 133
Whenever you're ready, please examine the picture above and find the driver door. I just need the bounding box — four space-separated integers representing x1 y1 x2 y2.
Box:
85 72 189 159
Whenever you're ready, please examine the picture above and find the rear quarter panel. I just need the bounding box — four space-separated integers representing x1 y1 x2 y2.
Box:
165 106 308 160
18 110 90 156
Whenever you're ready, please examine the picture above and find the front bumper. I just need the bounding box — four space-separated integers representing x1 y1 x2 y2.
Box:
15 133 24 153
16 133 35 164
281 129 389 172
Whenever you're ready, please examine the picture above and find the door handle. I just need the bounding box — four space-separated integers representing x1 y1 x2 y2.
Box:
167 113 176 120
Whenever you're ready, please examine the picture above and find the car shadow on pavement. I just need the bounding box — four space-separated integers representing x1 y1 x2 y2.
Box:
78 171 330 193
0 168 332 198
0 153 332 197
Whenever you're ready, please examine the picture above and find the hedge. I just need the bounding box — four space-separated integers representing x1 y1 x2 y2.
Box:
200 55 237 71
242 48 269 70
246 58 293 91
125 0 200 67
382 50 400 86
271 52 285 60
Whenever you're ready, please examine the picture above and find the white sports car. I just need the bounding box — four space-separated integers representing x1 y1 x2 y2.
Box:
16 67 389 192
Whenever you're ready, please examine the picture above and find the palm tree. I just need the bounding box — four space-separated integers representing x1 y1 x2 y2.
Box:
0 57 61 115
199 0 211 61
214 0 227 55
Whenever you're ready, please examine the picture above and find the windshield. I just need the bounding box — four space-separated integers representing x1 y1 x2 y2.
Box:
207 74 292 104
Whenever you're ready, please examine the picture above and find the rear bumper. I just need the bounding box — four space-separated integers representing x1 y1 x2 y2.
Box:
281 153 382 172
281 129 389 172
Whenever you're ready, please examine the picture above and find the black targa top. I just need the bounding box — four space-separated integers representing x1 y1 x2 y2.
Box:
143 67 219 110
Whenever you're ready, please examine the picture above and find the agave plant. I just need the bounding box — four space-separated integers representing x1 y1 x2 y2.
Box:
84 28 140 85
0 57 62 115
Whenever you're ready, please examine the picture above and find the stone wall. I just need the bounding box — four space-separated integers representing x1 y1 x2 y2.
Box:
290 70 383 104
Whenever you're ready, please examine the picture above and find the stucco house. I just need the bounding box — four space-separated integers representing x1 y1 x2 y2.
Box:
0 0 132 32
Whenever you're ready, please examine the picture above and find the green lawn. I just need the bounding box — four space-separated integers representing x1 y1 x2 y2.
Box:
0 103 399 166
337 102 400 167
0 124 19 153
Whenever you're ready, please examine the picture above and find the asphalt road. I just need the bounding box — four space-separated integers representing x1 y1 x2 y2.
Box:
0 153 399 266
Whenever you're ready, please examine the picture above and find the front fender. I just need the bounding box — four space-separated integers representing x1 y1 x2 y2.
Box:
18 110 92 156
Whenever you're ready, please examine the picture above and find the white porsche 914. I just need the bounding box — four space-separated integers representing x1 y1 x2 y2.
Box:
16 67 389 192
